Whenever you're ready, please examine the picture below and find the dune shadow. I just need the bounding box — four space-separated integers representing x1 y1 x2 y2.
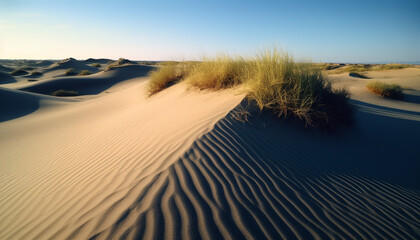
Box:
225 99 420 189
350 99 420 122
402 88 420 104
0 72 17 84
20 65 154 96
111 98 420 239
0 88 40 122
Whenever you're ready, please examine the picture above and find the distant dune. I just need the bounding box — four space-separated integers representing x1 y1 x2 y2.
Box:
0 72 15 84
34 60 55 67
47 58 97 72
0 64 13 73
83 58 113 64
0 61 419 239
20 64 154 95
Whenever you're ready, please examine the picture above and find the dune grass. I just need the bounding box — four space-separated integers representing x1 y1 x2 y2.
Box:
366 81 403 99
105 58 133 71
377 64 413 70
147 48 353 127
185 56 247 90
78 70 91 76
147 63 189 96
329 63 416 74
317 63 345 71
246 49 352 127
65 68 78 76
52 89 79 96
91 63 101 67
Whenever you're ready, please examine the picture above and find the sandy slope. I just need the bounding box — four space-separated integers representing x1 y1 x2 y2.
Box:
0 68 419 239
0 76 245 239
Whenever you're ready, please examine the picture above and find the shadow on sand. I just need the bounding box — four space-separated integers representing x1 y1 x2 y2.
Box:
20 65 154 96
0 87 40 122
96 98 420 239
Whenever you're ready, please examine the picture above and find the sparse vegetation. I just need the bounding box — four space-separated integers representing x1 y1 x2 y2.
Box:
91 63 101 67
329 63 416 74
147 47 353 127
105 58 134 71
186 56 246 90
138 61 159 66
317 63 345 71
366 81 403 99
245 49 352 127
349 72 369 79
65 68 78 76
78 70 91 76
52 89 79 96
147 63 189 96
11 68 29 76
377 64 413 70
231 105 251 123
30 71 42 76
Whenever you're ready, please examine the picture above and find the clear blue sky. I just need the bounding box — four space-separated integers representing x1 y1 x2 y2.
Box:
0 0 419 63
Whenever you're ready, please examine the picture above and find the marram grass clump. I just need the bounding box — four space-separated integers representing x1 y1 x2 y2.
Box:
146 62 190 96
105 58 134 71
246 49 352 127
65 68 78 76
329 63 416 74
52 89 79 96
78 70 91 76
146 48 353 127
185 56 247 90
366 81 403 99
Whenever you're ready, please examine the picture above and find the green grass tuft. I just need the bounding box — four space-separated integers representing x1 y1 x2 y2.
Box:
65 68 78 76
366 81 403 99
52 89 79 96
185 56 246 90
147 63 189 96
246 48 352 127
78 70 91 76
329 63 416 74
105 58 133 71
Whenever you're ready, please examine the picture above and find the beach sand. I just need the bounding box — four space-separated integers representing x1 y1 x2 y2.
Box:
0 60 419 239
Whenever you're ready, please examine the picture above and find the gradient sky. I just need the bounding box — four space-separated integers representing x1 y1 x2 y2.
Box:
0 0 419 63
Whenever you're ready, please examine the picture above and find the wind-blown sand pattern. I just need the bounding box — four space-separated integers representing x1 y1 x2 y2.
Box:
1 62 420 239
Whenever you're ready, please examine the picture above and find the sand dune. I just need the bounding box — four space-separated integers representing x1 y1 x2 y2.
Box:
34 60 55 67
0 87 74 122
0 64 13 73
20 65 154 95
83 58 113 64
0 72 16 84
111 101 420 239
47 58 97 72
0 78 245 239
0 66 419 239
